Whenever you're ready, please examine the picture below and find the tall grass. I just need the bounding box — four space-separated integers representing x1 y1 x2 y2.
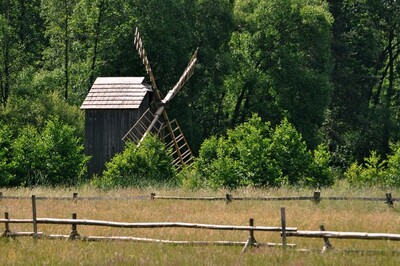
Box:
1 185 400 265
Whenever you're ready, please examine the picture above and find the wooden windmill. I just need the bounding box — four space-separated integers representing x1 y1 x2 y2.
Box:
122 28 198 170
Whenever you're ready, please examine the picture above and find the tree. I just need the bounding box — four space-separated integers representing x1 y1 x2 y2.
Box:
0 0 22 106
324 0 400 168
227 0 333 148
41 0 79 100
185 0 235 152
1 91 84 138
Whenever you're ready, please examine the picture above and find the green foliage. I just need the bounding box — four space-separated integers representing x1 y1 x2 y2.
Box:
11 125 45 186
40 117 89 186
92 135 176 189
309 144 334 187
385 143 400 187
228 0 333 148
269 118 314 185
11 117 88 186
2 0 400 190
0 123 15 186
346 143 400 188
194 115 277 188
192 114 331 189
1 91 84 138
345 151 387 187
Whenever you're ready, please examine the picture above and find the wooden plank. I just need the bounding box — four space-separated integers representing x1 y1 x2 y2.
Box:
286 230 400 240
94 77 145 85
45 234 297 247
89 88 148 93
81 103 142 109
0 218 296 232
86 92 147 97
84 97 145 101
8 232 44 237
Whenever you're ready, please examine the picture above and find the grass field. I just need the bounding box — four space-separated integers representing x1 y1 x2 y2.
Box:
1 185 400 265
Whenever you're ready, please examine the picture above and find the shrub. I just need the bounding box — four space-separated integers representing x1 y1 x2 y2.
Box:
345 151 387 187
269 118 314 185
194 115 280 188
12 125 47 186
346 143 400 188
12 117 88 186
0 124 16 186
308 144 334 187
385 143 400 187
92 135 176 189
193 114 331 189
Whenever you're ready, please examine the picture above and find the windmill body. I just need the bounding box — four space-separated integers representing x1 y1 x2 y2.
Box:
81 77 153 177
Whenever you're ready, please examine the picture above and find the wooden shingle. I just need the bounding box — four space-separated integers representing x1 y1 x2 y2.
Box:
81 77 151 110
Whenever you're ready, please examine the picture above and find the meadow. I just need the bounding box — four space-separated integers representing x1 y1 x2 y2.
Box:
1 185 400 265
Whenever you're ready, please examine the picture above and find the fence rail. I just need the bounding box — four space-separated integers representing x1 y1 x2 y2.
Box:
2 195 400 254
0 218 297 232
0 191 398 206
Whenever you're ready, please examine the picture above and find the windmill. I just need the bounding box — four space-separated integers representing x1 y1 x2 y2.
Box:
122 28 198 170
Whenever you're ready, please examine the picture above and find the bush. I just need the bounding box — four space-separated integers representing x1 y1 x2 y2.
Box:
385 143 400 186
308 144 334 187
192 114 331 189
92 135 176 189
12 125 46 186
0 124 16 186
345 144 400 188
193 115 280 188
269 118 314 185
12 117 88 186
345 151 386 187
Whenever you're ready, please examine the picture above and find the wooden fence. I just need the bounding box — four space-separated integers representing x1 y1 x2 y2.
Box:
1 195 400 253
0 191 398 207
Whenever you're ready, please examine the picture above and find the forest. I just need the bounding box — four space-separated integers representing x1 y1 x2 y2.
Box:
1 0 400 188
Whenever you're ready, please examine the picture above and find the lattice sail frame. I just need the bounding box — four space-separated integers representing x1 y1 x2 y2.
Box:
123 27 198 170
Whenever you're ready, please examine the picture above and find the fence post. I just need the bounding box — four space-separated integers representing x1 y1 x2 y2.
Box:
0 191 3 200
226 194 232 204
68 213 80 240
150 193 156 200
32 195 38 240
313 191 321 204
320 224 333 253
1 212 11 238
241 218 258 253
73 192 78 203
281 207 287 248
386 193 394 207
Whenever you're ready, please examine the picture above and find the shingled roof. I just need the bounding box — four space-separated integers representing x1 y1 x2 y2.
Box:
80 77 152 109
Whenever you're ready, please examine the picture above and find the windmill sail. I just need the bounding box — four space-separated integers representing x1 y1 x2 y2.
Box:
163 48 198 104
134 27 162 100
125 28 197 169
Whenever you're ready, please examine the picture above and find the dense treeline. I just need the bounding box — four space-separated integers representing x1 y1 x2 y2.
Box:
1 0 399 188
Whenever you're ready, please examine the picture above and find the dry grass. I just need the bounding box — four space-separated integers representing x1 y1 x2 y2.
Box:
1 186 400 265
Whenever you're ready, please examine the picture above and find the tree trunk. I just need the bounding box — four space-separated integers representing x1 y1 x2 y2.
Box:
231 86 247 126
3 0 11 105
89 0 104 89
64 0 69 100
382 28 395 154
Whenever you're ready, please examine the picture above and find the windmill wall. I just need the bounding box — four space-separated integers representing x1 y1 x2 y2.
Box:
81 77 152 177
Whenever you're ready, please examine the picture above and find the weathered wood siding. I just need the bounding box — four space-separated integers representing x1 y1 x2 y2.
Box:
85 97 150 177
